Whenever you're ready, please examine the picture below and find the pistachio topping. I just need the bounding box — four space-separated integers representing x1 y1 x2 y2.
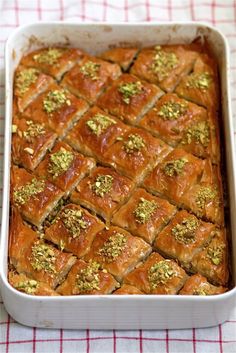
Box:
118 81 143 104
158 101 187 121
148 260 175 289
80 61 100 80
207 244 224 265
98 232 127 263
15 279 39 295
134 198 157 224
92 174 113 197
193 285 209 296
48 147 74 179
171 217 199 244
195 186 217 210
15 68 39 96
12 124 17 133
59 239 66 251
76 261 100 292
61 208 88 238
186 72 212 91
33 48 63 65
30 241 56 274
182 121 210 147
86 113 116 136
123 134 145 154
163 157 188 177
23 120 45 142
43 89 71 114
13 178 45 205
151 46 179 80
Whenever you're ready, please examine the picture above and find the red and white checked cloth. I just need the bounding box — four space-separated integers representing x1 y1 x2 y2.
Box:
0 1 236 352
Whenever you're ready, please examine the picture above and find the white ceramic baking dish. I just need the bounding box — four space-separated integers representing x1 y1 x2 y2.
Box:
0 22 235 330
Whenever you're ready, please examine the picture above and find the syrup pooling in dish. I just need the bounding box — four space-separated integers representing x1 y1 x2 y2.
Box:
9 43 228 296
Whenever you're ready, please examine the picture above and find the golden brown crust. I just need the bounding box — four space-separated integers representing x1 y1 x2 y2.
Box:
71 166 134 221
45 204 105 258
113 284 144 295
57 259 119 295
112 188 176 244
97 73 163 124
124 252 188 294
100 47 138 71
35 141 95 193
84 226 152 281
12 117 57 171
179 274 226 295
23 83 89 137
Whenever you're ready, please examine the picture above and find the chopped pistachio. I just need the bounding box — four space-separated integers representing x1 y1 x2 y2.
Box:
123 134 145 154
186 72 212 91
43 89 71 114
33 48 63 65
86 113 116 136
171 217 199 244
80 61 100 80
24 147 34 155
15 68 39 96
30 241 56 274
76 261 100 292
12 124 17 133
195 186 217 210
61 208 88 238
182 121 210 146
13 178 45 205
23 120 45 142
163 157 188 177
151 47 179 81
118 81 143 104
48 147 74 179
193 285 209 296
59 239 66 251
148 260 175 289
15 279 39 294
158 101 187 121
98 232 127 263
207 244 224 265
92 174 113 197
134 198 157 224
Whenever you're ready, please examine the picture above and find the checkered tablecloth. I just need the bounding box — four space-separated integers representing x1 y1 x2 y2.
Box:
0 0 236 352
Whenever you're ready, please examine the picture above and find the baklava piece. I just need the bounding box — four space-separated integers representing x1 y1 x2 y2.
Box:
104 127 172 183
23 83 89 137
65 106 128 160
97 73 163 125
100 47 138 71
154 210 216 269
9 210 76 288
45 204 105 258
181 164 224 225
12 117 57 171
130 45 198 92
20 47 84 80
8 271 59 296
191 229 229 286
14 66 54 112
62 56 121 103
71 166 134 221
143 148 205 205
84 226 152 281
124 252 188 294
113 284 144 295
179 274 226 295
175 53 219 110
112 188 176 244
57 259 119 295
35 141 95 193
11 166 63 227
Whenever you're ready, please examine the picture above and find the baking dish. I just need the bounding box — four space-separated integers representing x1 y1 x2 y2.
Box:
0 22 236 329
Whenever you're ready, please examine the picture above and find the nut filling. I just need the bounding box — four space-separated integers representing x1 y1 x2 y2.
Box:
98 233 127 263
